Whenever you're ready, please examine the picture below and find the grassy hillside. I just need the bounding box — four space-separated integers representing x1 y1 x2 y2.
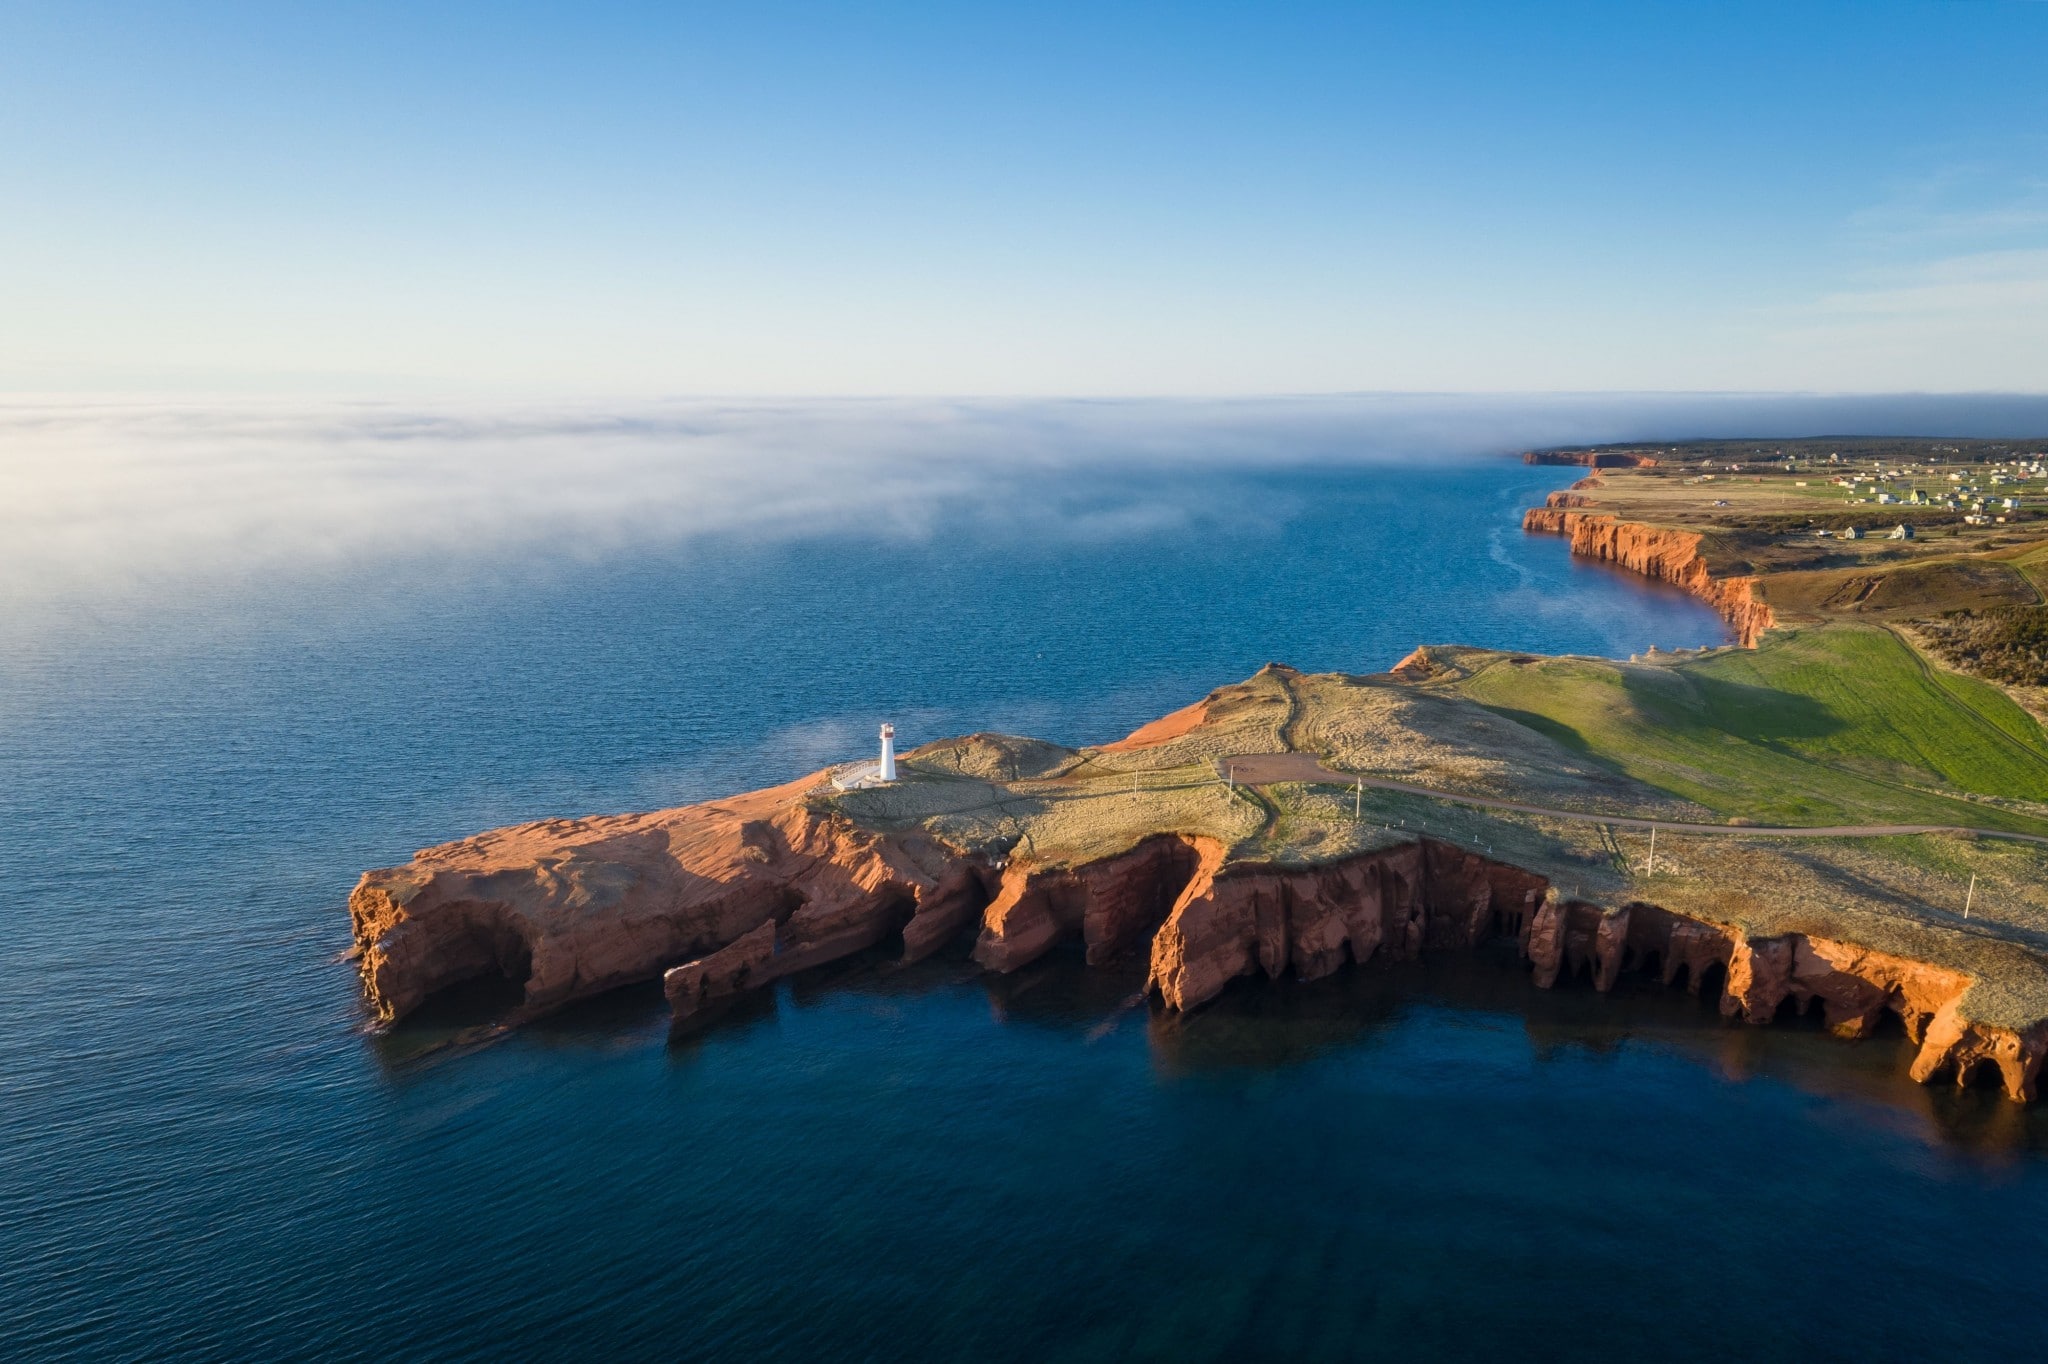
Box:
1449 625 2048 834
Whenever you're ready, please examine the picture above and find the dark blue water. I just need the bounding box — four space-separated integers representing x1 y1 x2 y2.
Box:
5 459 2045 1361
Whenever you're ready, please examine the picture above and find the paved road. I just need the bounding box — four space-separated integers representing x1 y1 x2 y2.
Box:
1219 750 2048 848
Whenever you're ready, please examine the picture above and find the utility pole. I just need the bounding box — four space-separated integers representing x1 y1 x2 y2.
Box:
1355 776 1362 819
1647 827 1656 876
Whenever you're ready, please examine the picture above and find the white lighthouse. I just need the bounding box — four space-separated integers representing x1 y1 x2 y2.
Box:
878 723 897 782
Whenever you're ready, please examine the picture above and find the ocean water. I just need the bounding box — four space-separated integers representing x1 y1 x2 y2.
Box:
5 457 2047 1361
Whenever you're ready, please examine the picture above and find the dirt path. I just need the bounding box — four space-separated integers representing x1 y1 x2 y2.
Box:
1218 750 2048 848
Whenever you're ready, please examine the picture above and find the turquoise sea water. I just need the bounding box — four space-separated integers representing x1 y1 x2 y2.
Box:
6 458 2047 1361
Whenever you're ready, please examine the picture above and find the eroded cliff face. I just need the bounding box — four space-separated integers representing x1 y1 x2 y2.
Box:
348 773 988 1026
972 839 2045 1099
1138 840 1547 1009
1516 893 2045 1100
352 788 2047 1099
972 834 1218 972
1524 451 1659 468
1523 508 1776 646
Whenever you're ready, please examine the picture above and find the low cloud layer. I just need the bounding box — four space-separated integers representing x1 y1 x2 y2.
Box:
6 392 2048 630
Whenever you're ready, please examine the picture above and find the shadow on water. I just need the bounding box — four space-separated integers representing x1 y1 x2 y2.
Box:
1135 942 2043 1154
377 975 676 1069
525 979 672 1051
975 943 1153 1032
665 987 781 1062
370 973 528 1068
391 925 2048 1154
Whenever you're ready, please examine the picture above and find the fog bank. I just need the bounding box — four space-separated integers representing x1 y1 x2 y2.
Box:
6 392 2046 628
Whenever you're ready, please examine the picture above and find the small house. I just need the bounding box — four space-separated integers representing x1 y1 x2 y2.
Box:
1887 523 1913 540
1842 525 1863 540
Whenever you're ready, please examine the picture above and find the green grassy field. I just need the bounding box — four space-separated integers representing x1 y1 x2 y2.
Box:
1450 625 2048 834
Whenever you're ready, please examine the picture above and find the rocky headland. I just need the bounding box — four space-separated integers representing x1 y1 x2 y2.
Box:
352 662 2048 1102
350 441 2048 1100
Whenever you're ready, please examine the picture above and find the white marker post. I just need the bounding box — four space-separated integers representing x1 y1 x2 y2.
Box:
1965 873 1976 920
1647 827 1656 876
1354 777 1362 819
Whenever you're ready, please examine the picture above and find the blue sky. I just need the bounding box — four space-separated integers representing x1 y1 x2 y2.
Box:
2 1 2045 395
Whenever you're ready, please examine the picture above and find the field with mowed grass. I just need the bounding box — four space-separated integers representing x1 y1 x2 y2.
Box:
1448 625 2048 834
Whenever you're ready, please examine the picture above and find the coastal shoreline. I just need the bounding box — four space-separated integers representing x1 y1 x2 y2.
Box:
349 443 2048 1102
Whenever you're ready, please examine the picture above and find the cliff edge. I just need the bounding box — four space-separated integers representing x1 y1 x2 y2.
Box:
1523 507 1776 646
351 660 2048 1101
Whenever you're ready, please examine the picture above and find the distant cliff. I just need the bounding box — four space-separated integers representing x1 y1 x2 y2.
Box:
1522 507 1775 646
1524 450 1659 468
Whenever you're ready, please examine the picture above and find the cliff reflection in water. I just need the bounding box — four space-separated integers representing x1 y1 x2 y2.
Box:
610 937 2048 1156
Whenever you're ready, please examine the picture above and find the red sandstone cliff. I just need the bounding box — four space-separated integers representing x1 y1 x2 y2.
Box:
350 793 2046 1099
349 702 2045 1100
1524 451 1659 469
1514 892 2044 1098
1142 839 1546 1009
348 773 990 1026
1522 508 1776 647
